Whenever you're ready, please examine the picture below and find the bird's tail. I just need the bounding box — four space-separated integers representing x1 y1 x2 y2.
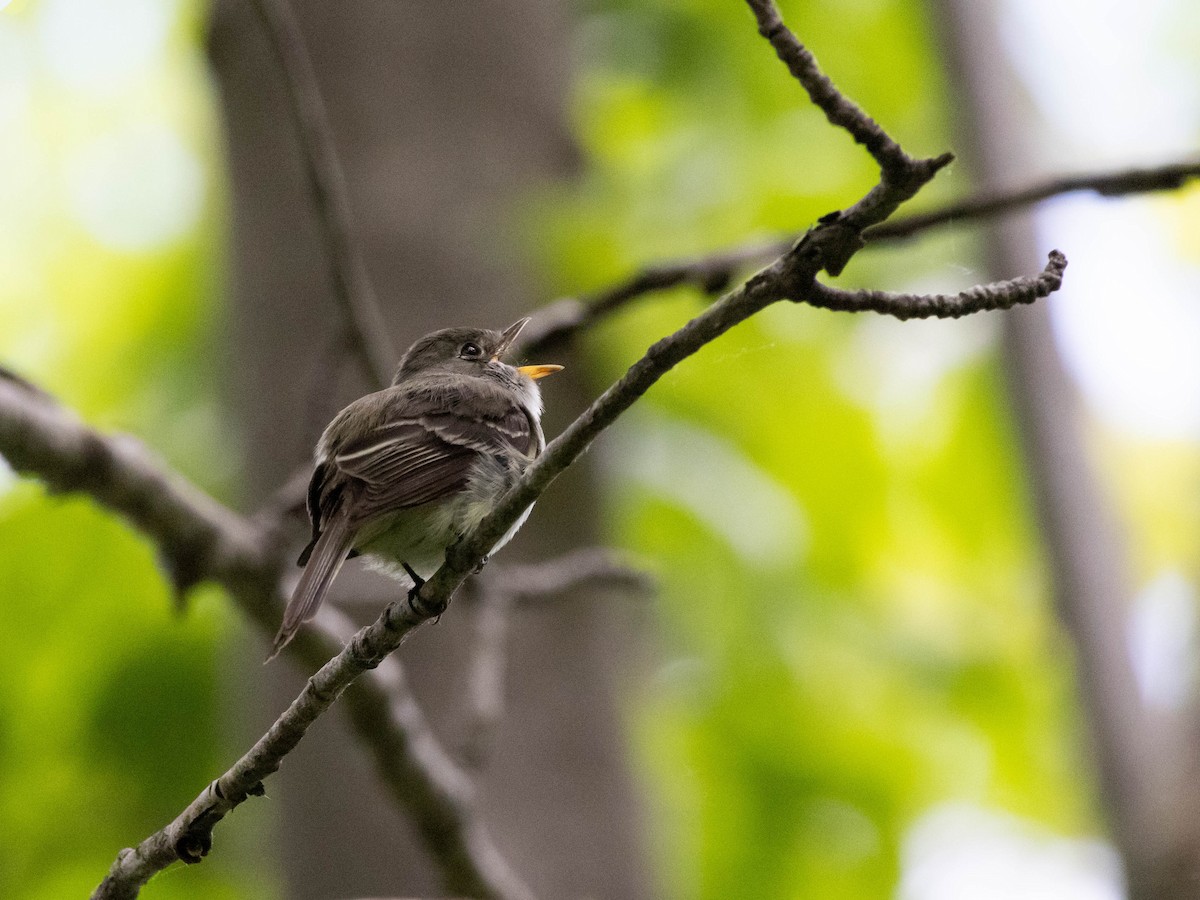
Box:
267 510 355 661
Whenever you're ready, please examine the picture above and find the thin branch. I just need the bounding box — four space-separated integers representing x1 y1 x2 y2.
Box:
462 549 652 767
514 241 784 355
518 156 1199 358
806 249 1066 320
487 548 653 606
745 0 923 176
866 158 1200 241
249 0 395 389
90 590 533 900
745 0 954 233
315 607 536 900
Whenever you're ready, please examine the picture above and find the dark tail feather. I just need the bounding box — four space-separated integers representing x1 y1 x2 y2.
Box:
267 511 355 661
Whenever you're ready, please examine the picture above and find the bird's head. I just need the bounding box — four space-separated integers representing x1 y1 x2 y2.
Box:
392 318 563 390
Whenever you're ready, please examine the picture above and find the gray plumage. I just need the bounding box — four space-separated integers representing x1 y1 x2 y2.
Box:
269 319 559 659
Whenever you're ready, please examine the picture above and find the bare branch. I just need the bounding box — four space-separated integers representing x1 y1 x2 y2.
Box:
515 242 782 355
520 158 1198 358
0 375 271 600
91 598 534 900
487 548 653 605
462 549 652 767
249 0 395 389
745 0 926 175
866 158 1200 241
744 0 953 233
316 607 537 900
806 249 1067 320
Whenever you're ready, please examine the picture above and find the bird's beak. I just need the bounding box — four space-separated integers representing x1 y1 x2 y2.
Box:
517 364 564 380
496 317 563 379
493 317 531 360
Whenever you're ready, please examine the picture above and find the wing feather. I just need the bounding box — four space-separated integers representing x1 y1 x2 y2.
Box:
301 377 542 546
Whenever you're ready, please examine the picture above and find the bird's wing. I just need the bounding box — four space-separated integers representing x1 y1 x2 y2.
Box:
334 419 479 519
314 381 538 529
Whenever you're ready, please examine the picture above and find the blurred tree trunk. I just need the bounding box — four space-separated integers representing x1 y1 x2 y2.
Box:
207 2 650 897
929 0 1200 895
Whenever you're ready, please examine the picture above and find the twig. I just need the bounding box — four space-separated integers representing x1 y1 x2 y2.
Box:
806 250 1066 320
89 609 532 900
249 0 395 389
463 549 652 767
487 548 653 606
866 159 1200 241
314 607 536 900
744 0 954 232
518 157 1198 358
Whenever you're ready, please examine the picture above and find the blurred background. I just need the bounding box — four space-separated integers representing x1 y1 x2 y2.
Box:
1 0 1198 898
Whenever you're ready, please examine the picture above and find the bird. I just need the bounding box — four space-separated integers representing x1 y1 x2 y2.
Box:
268 317 561 659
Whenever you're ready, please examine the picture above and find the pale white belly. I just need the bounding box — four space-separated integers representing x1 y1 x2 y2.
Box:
356 452 534 582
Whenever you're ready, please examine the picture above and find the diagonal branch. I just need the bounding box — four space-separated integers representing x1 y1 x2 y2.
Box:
744 0 953 232
249 0 395 389
94 225 1066 897
79 5 1075 888
745 0 924 175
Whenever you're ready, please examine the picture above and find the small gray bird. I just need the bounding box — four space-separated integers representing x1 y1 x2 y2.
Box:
269 318 561 658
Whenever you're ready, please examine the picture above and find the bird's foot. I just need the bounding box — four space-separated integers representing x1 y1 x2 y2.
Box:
402 562 442 621
474 555 489 574
401 561 426 591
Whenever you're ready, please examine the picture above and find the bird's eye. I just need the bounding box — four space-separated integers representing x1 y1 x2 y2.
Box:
459 342 482 359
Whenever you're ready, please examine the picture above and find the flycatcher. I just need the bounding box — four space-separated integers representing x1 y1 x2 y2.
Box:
269 317 561 658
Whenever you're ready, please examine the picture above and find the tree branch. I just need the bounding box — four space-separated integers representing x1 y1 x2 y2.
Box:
462 549 652 767
83 2 1070 888
518 157 1199 358
865 158 1200 241
806 249 1066 319
249 0 395 389
0 372 271 601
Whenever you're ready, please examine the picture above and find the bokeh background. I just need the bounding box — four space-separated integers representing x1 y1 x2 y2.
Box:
1 0 1198 898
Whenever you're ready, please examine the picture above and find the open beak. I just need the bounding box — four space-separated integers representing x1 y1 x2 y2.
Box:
496 317 563 379
517 364 564 380
493 317 531 360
